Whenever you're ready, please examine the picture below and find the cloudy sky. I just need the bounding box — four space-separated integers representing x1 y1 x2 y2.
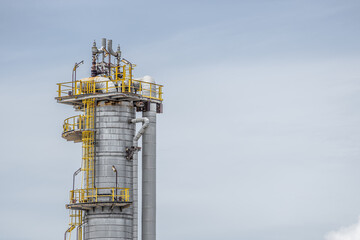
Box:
1 0 360 240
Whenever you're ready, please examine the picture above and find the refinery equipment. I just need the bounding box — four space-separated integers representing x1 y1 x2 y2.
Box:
56 38 163 240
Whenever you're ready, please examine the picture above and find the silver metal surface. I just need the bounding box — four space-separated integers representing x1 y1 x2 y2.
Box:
142 102 157 240
101 38 106 51
108 39 119 57
131 118 150 146
132 149 139 240
84 208 132 239
130 117 150 240
84 101 136 240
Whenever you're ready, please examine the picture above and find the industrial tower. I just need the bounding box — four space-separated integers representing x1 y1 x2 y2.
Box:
56 38 163 240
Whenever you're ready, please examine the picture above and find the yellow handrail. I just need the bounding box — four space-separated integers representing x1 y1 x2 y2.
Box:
57 78 163 101
63 115 85 133
70 187 130 203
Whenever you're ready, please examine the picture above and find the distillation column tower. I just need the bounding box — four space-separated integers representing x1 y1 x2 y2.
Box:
56 38 163 240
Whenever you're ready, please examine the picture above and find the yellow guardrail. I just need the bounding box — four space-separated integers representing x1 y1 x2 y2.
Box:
63 115 85 133
57 78 163 101
70 187 130 203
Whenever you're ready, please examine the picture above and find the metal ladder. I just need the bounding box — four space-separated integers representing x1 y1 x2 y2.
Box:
65 81 96 240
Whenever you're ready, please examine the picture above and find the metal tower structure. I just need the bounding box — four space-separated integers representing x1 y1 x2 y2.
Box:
56 38 163 240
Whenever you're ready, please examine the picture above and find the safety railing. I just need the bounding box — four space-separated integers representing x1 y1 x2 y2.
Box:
69 187 130 204
57 78 163 101
63 115 85 133
57 80 96 97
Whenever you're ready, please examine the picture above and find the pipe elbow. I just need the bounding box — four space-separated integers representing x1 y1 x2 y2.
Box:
96 38 107 53
143 118 149 125
131 117 150 144
108 39 119 57
130 117 149 124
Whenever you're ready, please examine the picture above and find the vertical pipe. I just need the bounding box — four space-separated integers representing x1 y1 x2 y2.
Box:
133 146 139 240
142 102 157 240
131 117 149 240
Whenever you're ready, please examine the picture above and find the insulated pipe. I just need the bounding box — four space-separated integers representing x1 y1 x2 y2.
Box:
130 117 150 240
101 38 106 51
91 38 106 53
95 38 106 58
108 39 119 57
108 39 121 66
142 103 157 240
132 146 140 240
94 38 106 63
131 117 150 146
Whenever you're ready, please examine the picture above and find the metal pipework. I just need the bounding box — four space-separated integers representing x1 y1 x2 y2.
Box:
112 165 118 198
142 103 157 240
76 222 85 240
64 227 72 240
91 38 106 54
117 45 121 58
131 117 150 146
91 42 98 76
107 39 119 57
92 41 98 54
96 38 106 62
108 39 121 65
130 117 149 240
72 167 81 193
100 38 106 52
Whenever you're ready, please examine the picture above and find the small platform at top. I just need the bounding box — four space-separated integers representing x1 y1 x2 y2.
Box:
56 78 163 106
56 92 162 106
66 201 132 211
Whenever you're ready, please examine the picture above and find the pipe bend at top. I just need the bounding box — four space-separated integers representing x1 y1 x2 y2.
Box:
100 38 106 51
94 38 106 53
107 39 119 57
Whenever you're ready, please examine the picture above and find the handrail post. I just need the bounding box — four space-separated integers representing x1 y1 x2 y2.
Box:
128 78 131 93
159 86 162 100
123 65 126 81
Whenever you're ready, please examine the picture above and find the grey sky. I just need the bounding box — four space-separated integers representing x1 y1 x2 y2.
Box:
0 0 360 240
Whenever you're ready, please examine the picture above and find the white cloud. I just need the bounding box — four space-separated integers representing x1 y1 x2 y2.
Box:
325 218 360 240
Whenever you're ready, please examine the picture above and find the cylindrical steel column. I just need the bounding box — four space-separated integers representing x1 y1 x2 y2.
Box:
84 101 135 240
142 102 157 240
